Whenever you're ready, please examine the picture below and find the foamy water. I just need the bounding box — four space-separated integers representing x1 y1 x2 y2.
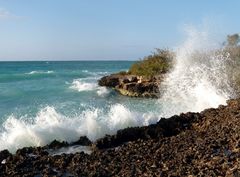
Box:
0 27 234 153
70 78 110 96
0 104 159 152
26 70 54 75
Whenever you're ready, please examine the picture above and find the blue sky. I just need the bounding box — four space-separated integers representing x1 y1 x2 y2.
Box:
0 0 239 60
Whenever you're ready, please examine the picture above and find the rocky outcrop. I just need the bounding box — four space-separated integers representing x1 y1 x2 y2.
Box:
1 99 240 176
98 74 162 98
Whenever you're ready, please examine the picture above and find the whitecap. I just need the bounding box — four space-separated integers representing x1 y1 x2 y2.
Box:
70 79 97 92
70 78 110 96
0 105 159 153
96 87 110 97
26 70 54 75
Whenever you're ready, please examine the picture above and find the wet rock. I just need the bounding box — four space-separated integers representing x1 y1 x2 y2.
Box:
98 74 162 98
98 74 120 87
2 98 240 176
71 136 92 146
0 149 11 163
46 140 69 150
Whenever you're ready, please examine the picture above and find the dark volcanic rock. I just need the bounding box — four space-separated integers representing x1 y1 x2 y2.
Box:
1 98 240 176
98 74 162 98
98 74 120 87
95 112 201 149
46 139 69 150
71 136 92 146
0 149 11 163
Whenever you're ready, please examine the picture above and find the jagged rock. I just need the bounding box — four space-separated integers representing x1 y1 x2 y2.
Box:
1 98 240 176
98 74 120 87
71 136 92 146
0 149 11 163
46 140 69 150
98 74 162 98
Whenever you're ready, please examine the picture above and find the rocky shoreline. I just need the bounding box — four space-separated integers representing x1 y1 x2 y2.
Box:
98 74 163 98
1 98 240 176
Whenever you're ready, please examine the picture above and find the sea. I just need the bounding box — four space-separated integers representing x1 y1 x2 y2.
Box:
0 28 234 153
0 61 162 152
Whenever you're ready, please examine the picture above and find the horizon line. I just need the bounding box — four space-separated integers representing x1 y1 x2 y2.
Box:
0 59 138 62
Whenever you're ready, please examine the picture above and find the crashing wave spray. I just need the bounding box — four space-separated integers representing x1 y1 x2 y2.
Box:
0 105 159 152
159 26 233 117
0 25 235 153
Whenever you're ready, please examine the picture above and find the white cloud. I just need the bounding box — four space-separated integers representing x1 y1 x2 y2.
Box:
0 8 19 20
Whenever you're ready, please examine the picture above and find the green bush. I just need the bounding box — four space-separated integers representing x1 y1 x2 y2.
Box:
117 71 128 75
128 49 174 77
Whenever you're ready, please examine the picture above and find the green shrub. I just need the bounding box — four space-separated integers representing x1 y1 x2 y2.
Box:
117 71 128 75
128 49 174 77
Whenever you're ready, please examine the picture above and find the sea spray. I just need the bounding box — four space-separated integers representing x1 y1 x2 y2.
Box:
158 26 233 117
0 27 235 153
70 78 110 96
0 105 159 152
70 79 97 92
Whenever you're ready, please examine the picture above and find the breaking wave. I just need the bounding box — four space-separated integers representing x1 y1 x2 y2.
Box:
158 26 233 117
0 24 235 153
70 79 110 96
26 70 54 75
0 105 159 152
70 79 97 92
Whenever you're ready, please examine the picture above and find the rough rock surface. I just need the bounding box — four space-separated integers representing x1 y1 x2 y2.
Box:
98 74 162 98
1 99 240 176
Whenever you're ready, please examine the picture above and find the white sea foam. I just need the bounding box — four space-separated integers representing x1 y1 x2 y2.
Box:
70 79 97 92
0 25 234 153
82 69 109 77
70 78 110 96
26 70 54 75
0 105 159 152
48 145 92 155
96 87 110 96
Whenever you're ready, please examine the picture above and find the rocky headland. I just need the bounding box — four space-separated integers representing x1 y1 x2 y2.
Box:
98 74 163 98
97 49 173 98
1 98 240 176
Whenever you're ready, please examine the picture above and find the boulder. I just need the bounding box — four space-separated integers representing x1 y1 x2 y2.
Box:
71 136 92 146
98 75 120 87
46 140 69 150
0 150 11 163
98 74 161 98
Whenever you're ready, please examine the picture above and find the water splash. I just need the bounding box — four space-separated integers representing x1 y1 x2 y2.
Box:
0 25 235 153
70 78 110 96
0 105 159 152
158 26 233 117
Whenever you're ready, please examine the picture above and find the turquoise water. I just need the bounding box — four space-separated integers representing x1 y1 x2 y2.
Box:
0 61 160 152
1 58 230 153
0 61 132 120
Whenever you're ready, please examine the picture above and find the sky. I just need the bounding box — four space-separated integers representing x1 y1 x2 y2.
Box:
0 0 239 61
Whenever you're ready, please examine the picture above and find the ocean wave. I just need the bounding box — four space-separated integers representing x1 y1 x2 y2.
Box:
96 87 109 97
0 105 159 152
81 70 109 77
26 71 54 75
70 79 97 92
70 79 109 96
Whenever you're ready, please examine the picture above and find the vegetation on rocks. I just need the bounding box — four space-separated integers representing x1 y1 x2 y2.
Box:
128 49 174 78
100 34 240 98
